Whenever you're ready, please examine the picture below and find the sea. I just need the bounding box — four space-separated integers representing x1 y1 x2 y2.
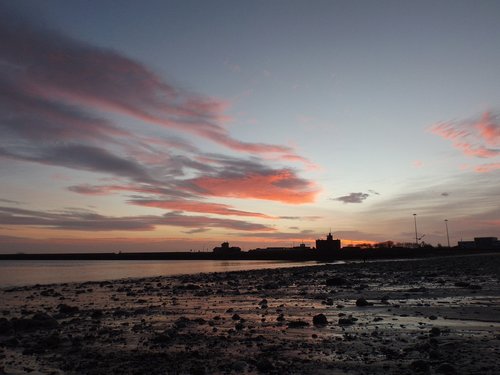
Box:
0 260 321 287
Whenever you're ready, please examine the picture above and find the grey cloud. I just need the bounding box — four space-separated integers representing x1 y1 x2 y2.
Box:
0 206 274 232
183 228 210 234
0 144 153 183
333 192 370 204
0 5 297 156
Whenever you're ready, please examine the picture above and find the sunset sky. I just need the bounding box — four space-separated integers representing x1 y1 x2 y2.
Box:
1 1 499 253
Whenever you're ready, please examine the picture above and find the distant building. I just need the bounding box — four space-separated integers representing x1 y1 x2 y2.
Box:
474 237 499 248
457 240 475 249
249 243 311 253
458 237 500 249
212 242 241 255
316 232 341 252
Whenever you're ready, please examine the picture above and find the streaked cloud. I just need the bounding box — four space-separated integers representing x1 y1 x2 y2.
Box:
0 206 274 232
0 4 318 238
129 199 275 219
474 163 500 173
0 5 310 162
0 144 153 183
429 112 500 166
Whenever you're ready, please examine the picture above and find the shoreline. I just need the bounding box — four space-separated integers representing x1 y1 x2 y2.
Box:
1 247 497 262
1 253 499 374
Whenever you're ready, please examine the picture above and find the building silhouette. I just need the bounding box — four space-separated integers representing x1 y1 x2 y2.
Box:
212 242 241 255
458 237 499 249
249 243 311 254
316 232 341 253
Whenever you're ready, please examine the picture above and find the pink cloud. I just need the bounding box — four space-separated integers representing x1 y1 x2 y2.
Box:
455 142 499 158
130 199 275 219
429 122 470 141
475 112 500 147
474 163 500 173
429 112 500 163
189 169 319 204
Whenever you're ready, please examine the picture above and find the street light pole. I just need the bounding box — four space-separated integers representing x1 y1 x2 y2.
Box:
444 219 450 247
413 213 418 247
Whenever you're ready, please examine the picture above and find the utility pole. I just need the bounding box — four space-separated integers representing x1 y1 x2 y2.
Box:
444 219 450 247
413 213 418 247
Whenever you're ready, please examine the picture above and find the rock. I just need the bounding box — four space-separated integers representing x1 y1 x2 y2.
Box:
276 314 285 322
468 284 482 290
338 317 356 326
90 309 103 319
263 282 279 289
11 313 59 332
0 318 13 335
428 315 438 320
151 331 172 345
41 332 61 348
381 295 390 304
174 316 190 328
410 360 430 372
40 288 55 297
312 314 328 326
231 314 241 321
1 337 19 348
287 320 309 328
355 298 373 307
454 281 470 288
408 287 428 292
325 277 348 286
429 350 441 360
430 327 441 336
190 364 206 375
324 298 334 305
256 358 274 372
113 308 128 317
58 304 79 314
258 299 268 305
436 363 456 374
231 361 248 372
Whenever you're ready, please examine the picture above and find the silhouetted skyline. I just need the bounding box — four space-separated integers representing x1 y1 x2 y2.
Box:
1 1 499 253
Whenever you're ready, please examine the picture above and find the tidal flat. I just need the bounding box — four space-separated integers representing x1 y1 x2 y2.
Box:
1 253 499 374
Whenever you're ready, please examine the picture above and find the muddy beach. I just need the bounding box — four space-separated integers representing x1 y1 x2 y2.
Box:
1 253 499 374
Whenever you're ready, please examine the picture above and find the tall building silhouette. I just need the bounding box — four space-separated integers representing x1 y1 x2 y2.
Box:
316 232 341 252
212 242 241 255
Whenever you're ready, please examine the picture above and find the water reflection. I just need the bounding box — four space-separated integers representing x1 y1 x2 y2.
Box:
0 260 319 287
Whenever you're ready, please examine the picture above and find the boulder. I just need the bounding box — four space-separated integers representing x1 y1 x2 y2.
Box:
312 314 328 326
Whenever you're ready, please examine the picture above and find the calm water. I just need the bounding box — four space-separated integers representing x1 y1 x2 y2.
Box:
0 260 320 287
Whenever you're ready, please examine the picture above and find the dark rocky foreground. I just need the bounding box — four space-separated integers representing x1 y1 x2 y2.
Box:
1 253 499 374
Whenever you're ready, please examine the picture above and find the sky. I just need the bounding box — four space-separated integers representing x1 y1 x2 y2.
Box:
1 0 499 253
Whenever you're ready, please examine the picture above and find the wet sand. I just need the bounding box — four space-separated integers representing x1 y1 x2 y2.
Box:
1 253 499 374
